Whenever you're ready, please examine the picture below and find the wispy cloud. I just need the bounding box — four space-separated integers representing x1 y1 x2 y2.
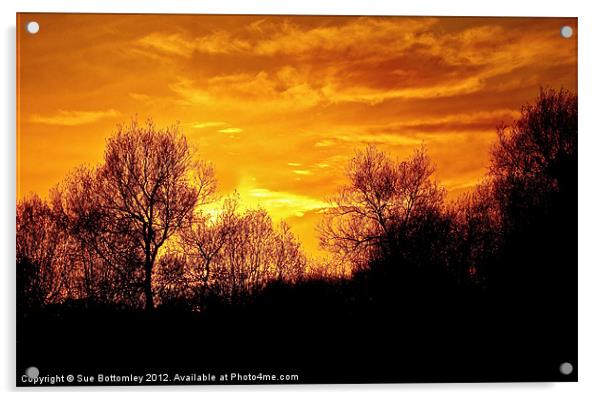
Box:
315 139 335 148
137 31 251 57
191 121 228 129
218 127 243 134
30 109 119 126
168 69 324 112
245 187 328 218
148 17 574 108
136 18 438 59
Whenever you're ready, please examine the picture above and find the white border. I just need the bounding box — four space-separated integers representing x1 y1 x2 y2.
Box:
2 1 601 399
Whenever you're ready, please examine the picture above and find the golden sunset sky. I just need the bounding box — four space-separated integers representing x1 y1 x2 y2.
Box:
17 14 577 256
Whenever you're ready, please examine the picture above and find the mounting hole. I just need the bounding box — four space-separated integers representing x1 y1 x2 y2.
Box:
25 366 39 379
560 25 573 39
26 21 40 35
559 362 573 375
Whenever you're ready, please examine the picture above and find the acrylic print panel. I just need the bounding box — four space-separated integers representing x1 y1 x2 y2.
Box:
16 13 577 386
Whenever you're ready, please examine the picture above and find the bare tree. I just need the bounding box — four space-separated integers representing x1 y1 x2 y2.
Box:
155 250 193 307
50 166 145 305
97 119 216 310
159 193 308 306
490 88 577 223
304 257 350 281
486 88 577 293
176 194 239 304
319 145 444 269
449 182 501 284
211 207 273 301
273 220 306 283
17 194 68 308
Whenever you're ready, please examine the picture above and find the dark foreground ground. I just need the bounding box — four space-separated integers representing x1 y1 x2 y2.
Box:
17 271 577 386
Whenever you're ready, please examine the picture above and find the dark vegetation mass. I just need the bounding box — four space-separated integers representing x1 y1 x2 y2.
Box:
17 89 577 383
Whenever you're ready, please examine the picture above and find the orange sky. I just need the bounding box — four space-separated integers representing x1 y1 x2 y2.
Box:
17 14 577 257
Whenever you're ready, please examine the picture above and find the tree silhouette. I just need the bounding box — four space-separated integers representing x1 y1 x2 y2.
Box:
273 220 306 283
490 88 577 226
50 166 144 305
171 194 240 306
17 194 67 310
319 145 445 269
15 90 577 314
97 119 216 310
487 88 577 296
156 193 307 307
448 182 500 285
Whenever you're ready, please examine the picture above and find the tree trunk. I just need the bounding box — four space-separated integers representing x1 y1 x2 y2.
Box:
144 252 154 311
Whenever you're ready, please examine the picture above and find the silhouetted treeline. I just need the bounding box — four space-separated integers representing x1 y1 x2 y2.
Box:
17 88 576 382
17 120 307 313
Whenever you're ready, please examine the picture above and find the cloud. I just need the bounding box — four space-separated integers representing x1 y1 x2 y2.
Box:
307 108 520 151
364 109 522 134
168 68 324 112
218 127 243 134
315 139 336 148
169 80 211 105
30 109 119 126
321 76 485 105
292 169 311 175
253 17 439 58
136 17 438 59
442 176 483 193
191 121 228 129
137 31 251 57
317 134 426 149
244 187 328 218
137 33 193 57
129 92 153 103
152 18 574 107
